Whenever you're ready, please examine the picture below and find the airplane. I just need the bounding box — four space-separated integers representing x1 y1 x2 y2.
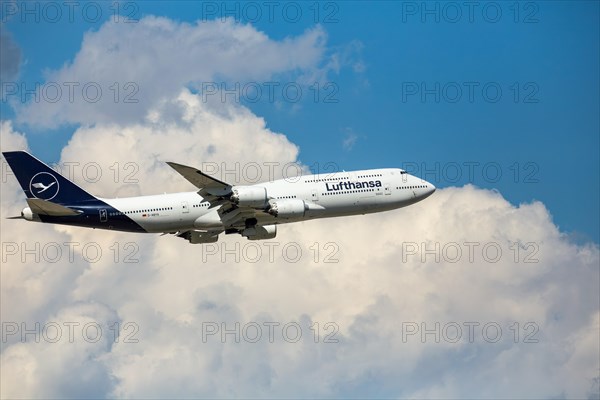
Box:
2 151 435 243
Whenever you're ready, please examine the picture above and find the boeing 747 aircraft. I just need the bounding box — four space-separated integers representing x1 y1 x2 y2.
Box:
3 151 435 243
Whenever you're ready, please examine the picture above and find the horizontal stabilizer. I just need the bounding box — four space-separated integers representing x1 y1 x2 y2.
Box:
26 198 82 216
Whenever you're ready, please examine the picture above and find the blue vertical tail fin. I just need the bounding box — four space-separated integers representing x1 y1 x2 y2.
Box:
3 151 97 205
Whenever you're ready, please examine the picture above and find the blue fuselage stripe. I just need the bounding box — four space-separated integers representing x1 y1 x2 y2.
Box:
38 200 146 232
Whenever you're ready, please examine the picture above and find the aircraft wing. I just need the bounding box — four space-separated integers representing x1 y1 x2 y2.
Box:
166 162 232 198
166 161 268 230
166 161 237 208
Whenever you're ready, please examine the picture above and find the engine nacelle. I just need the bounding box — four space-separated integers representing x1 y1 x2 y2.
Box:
241 224 277 240
21 207 40 222
183 230 219 244
267 199 307 218
230 186 268 208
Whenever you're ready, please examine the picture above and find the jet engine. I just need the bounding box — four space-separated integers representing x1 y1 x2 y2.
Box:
180 230 219 244
241 224 277 240
21 207 38 221
230 186 268 208
266 199 307 218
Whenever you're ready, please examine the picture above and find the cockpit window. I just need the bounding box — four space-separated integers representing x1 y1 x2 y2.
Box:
400 171 407 174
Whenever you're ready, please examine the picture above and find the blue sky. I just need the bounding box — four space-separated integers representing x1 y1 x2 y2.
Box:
2 1 598 242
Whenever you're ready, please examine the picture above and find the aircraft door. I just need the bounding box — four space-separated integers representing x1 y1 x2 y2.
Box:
181 201 189 213
311 189 319 202
99 209 107 222
385 184 391 195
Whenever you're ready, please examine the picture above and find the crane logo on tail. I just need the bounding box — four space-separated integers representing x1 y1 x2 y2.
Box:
29 172 60 200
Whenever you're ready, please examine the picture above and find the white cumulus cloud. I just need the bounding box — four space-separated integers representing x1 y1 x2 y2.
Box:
15 17 331 128
2 120 598 398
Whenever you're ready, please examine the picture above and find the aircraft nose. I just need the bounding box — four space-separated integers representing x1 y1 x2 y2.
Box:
423 181 436 198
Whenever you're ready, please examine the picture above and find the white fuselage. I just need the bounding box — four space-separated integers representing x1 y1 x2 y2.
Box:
100 168 435 233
